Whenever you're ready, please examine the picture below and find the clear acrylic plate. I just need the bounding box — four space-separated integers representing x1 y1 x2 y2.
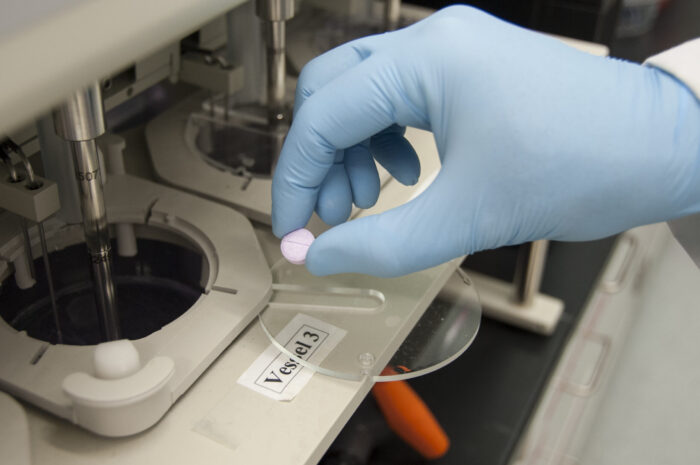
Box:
187 110 286 179
259 259 481 382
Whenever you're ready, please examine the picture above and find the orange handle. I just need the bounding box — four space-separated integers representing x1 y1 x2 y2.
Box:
372 380 450 460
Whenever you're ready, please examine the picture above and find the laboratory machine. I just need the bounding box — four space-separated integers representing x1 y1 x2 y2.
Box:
0 1 671 464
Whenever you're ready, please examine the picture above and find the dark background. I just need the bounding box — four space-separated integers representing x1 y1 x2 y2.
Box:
408 0 700 62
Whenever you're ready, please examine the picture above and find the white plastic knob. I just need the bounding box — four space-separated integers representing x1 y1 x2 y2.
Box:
93 340 141 380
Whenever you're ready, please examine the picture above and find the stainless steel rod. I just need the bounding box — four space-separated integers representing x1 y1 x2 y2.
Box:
265 19 287 125
70 141 110 253
90 245 121 340
256 0 294 126
54 83 120 341
38 222 63 344
385 0 401 31
513 240 549 306
20 219 36 280
70 139 120 341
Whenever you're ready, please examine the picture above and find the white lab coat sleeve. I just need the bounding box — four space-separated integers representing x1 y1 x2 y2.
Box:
645 39 700 267
645 38 700 100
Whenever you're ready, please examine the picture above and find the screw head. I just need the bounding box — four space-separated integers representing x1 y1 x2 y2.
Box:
358 352 375 367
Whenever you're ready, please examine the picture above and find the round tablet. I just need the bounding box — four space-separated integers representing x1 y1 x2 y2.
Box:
281 228 315 265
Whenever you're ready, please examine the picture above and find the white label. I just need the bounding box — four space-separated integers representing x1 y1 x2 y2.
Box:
237 314 346 401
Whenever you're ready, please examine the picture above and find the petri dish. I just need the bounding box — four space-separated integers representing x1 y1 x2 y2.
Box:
258 259 481 382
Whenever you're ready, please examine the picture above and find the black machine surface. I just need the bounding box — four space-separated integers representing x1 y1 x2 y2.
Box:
408 0 623 45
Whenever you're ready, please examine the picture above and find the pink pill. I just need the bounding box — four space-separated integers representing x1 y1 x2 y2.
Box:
281 228 315 265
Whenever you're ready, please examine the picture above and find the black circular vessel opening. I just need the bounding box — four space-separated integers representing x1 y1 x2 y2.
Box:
0 237 205 346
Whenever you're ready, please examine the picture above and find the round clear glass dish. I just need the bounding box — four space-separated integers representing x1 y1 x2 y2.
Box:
259 260 481 382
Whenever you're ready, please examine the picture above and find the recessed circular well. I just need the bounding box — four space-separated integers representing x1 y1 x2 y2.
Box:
0 227 206 346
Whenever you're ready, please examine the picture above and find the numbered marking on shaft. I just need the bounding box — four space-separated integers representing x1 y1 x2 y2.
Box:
76 168 100 182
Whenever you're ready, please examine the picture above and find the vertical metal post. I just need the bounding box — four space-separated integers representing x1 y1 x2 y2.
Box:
256 0 295 126
53 82 121 341
38 223 63 344
225 1 265 107
385 0 401 31
20 219 36 280
513 240 549 307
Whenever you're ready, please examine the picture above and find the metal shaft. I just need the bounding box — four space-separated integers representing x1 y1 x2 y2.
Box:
385 0 401 31
20 219 36 280
70 138 120 340
70 141 110 254
256 0 294 125
265 19 286 124
54 83 120 341
513 240 549 306
38 222 63 344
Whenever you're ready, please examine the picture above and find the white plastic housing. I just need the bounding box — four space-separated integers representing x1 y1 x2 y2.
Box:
0 174 272 437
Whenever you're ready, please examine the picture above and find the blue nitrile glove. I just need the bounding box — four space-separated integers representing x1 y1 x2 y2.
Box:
272 5 700 277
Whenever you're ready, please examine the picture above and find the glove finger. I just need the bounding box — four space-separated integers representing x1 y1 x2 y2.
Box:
294 35 385 116
272 54 425 237
344 143 380 209
306 172 462 277
370 126 421 186
316 163 353 226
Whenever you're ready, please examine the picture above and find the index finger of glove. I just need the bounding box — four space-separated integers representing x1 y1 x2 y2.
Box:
272 54 410 237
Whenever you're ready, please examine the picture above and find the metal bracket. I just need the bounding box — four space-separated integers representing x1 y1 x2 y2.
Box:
469 240 564 335
179 53 244 94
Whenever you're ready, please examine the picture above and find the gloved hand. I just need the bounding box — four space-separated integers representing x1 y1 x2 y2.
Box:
272 5 700 277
